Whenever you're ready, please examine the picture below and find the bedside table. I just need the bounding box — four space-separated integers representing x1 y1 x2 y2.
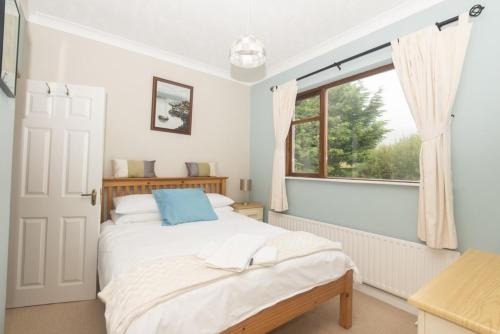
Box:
232 202 264 221
409 250 500 334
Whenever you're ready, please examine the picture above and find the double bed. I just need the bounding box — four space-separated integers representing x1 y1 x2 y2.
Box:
98 177 356 334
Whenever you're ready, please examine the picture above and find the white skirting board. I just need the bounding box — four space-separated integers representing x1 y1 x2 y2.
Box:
268 211 460 301
355 283 417 315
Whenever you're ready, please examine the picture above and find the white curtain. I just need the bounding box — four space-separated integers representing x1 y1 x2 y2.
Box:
391 13 472 249
270 80 298 212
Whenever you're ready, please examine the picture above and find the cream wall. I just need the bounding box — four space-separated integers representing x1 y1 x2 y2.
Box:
22 23 250 200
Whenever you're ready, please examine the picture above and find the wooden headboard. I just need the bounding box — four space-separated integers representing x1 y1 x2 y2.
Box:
101 176 228 222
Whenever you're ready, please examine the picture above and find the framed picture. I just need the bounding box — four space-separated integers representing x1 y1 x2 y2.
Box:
151 76 193 135
0 0 20 97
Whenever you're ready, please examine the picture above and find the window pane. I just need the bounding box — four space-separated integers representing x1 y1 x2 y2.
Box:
294 95 320 120
327 69 420 181
292 121 320 174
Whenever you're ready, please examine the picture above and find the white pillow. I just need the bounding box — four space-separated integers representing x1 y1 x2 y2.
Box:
206 193 234 208
111 207 232 224
113 192 233 214
214 206 234 214
113 194 158 215
111 210 162 224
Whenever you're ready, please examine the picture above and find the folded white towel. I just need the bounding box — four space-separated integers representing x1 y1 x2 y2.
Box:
252 246 278 266
205 234 266 272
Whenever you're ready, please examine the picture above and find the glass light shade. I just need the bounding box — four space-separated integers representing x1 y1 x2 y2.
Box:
230 34 266 68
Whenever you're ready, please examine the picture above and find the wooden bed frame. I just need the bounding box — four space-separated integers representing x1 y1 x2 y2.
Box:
101 176 227 221
100 177 353 333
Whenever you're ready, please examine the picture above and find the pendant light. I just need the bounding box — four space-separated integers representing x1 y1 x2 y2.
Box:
229 0 266 68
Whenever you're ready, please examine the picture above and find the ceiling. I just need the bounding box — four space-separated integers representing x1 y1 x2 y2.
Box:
24 0 443 83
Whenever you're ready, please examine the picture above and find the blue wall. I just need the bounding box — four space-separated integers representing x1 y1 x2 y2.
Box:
250 0 500 253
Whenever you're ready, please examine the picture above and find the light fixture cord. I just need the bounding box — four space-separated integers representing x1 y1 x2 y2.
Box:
246 0 251 35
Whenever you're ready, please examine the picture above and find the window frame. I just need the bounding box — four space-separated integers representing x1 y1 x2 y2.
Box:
286 89 326 178
286 63 418 184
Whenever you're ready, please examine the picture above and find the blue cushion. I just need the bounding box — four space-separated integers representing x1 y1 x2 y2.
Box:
152 188 218 225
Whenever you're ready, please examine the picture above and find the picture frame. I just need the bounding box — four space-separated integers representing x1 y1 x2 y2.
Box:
0 0 20 98
150 76 193 135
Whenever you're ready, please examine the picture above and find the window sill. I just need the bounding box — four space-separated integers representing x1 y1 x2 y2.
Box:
285 176 419 187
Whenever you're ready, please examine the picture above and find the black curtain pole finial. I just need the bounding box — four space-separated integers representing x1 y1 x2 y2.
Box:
469 4 485 17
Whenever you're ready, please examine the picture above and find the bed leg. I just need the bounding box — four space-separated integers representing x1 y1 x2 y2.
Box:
339 269 353 329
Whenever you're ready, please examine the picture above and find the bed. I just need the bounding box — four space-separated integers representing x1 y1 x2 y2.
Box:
99 177 356 334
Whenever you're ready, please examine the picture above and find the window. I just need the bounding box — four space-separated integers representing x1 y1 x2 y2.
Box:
290 94 321 175
287 64 420 182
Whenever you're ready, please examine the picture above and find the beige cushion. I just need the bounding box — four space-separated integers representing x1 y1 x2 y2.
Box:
112 159 156 178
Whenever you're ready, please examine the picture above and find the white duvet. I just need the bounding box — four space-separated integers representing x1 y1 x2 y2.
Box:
98 211 357 334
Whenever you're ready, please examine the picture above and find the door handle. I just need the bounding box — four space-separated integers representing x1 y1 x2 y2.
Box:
81 189 97 206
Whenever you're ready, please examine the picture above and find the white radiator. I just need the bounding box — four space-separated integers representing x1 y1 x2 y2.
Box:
268 211 460 299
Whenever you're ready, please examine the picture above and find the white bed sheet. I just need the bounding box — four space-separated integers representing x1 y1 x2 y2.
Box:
98 211 355 334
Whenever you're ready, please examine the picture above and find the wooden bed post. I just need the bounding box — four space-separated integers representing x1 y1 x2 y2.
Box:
220 178 227 195
222 269 354 334
339 269 353 329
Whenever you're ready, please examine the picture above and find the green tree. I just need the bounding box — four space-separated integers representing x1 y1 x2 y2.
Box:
357 135 421 181
293 80 420 181
293 94 321 173
327 82 389 176
293 120 320 173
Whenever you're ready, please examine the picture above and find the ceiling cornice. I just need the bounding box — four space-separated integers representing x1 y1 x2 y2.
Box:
27 12 251 86
257 0 446 85
27 0 445 86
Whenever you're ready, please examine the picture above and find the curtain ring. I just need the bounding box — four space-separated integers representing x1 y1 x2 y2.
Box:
65 84 69 96
45 82 51 95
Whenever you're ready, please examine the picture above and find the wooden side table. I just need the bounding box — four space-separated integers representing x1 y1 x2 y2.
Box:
409 249 500 334
232 202 264 221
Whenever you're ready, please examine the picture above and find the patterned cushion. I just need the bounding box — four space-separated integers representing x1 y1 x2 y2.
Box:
112 160 156 178
185 162 217 177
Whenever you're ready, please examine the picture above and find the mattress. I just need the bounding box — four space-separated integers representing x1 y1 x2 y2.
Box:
98 211 356 334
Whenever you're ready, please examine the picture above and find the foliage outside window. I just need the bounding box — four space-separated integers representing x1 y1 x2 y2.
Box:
291 95 321 174
287 64 420 182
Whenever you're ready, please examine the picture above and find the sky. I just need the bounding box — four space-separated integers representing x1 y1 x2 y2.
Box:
358 69 417 145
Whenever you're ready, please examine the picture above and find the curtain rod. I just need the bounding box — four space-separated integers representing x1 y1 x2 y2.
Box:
270 4 485 92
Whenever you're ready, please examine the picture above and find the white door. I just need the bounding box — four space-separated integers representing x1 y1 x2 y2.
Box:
7 80 105 307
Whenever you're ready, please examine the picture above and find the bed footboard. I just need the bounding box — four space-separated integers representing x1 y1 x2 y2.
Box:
223 269 353 333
